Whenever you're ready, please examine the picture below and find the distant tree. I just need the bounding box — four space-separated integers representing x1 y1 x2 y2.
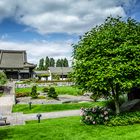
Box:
45 56 50 70
49 58 55 67
63 58 69 67
56 58 69 67
56 59 61 67
38 58 44 70
73 16 140 114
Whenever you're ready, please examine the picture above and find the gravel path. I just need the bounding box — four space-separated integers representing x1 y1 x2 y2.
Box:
2 110 80 126
0 82 15 115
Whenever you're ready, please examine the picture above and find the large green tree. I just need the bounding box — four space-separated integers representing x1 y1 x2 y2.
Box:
73 16 140 114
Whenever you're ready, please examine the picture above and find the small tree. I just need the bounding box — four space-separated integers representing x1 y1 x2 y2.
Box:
0 72 7 86
47 87 58 99
30 85 38 98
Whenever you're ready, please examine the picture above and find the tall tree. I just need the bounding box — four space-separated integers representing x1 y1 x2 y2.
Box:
73 16 140 114
45 56 50 70
49 58 55 67
56 59 61 67
63 58 69 67
38 58 44 70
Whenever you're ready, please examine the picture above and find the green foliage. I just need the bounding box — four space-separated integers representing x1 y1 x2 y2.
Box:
47 87 58 98
45 56 50 70
107 112 140 126
36 73 49 77
30 85 38 98
90 93 102 101
56 58 69 67
42 87 49 92
81 106 112 125
49 58 55 67
73 16 140 114
0 72 7 86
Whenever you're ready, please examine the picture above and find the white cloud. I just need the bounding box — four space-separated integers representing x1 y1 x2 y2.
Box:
0 40 73 65
0 0 128 34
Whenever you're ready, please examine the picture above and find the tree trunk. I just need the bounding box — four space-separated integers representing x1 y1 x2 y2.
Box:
114 99 120 114
111 85 120 114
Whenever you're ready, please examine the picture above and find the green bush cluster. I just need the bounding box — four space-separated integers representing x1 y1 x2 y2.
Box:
107 112 140 126
48 87 58 99
30 85 38 99
81 106 112 125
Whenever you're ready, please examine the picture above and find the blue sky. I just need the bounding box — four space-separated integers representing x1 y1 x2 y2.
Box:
0 0 139 65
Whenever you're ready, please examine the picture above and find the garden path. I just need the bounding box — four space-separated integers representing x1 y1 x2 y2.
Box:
0 82 15 115
5 109 80 125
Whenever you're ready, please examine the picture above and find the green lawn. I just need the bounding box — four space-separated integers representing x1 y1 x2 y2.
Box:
12 101 106 114
0 116 140 140
15 86 82 95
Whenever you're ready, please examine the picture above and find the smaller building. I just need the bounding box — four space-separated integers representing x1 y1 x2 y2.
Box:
0 50 36 80
34 70 49 81
48 67 72 80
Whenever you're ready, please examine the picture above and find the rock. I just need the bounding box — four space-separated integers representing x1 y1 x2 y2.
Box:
120 99 140 112
83 92 93 96
128 87 140 101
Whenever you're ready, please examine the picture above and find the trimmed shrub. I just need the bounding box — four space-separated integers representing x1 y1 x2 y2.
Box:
81 106 112 125
47 87 58 99
30 85 38 98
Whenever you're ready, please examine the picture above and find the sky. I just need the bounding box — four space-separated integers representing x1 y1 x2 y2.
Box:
0 0 140 65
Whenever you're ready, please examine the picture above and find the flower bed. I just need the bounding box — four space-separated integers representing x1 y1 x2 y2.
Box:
80 106 112 125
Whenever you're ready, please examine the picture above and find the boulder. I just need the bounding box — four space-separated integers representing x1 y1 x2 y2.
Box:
120 99 140 112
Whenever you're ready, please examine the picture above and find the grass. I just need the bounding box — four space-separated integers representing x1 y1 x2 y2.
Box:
12 101 106 114
15 86 82 96
1 116 140 140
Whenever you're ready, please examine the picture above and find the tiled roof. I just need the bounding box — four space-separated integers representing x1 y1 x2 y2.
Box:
0 50 35 69
48 67 72 75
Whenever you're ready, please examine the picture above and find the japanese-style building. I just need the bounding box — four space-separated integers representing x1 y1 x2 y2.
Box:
48 67 72 80
0 50 36 80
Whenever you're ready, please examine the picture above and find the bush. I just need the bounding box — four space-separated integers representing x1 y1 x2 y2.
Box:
81 106 112 125
42 87 49 93
47 87 58 99
30 85 38 99
107 112 140 126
